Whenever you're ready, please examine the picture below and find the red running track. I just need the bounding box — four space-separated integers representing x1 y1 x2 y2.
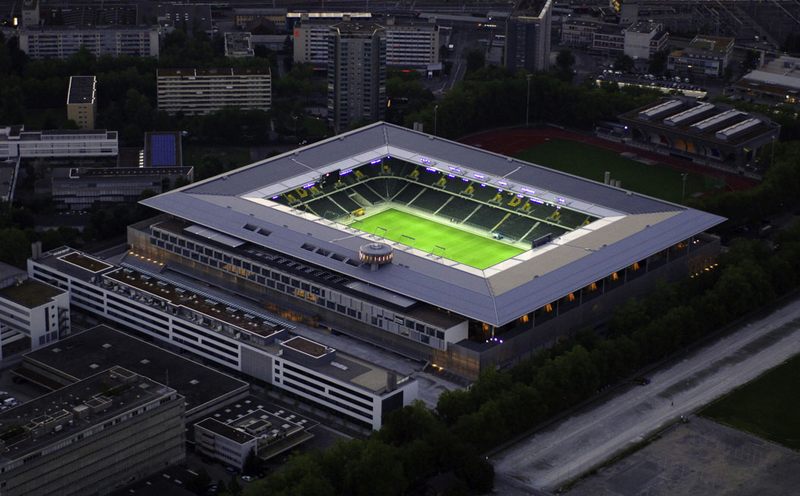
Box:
460 127 758 192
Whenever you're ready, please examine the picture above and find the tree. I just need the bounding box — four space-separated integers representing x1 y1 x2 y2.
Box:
242 448 262 476
556 49 575 74
465 49 485 74
0 228 30 267
186 468 211 495
648 49 669 75
613 54 635 73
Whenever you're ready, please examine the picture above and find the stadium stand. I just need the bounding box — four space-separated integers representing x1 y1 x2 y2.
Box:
410 188 450 212
306 196 347 218
351 184 383 204
394 183 425 204
464 205 507 231
494 215 539 240
436 196 478 222
329 191 360 212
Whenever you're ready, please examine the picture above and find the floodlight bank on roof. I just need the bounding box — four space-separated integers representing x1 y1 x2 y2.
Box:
689 109 745 131
639 99 682 120
663 102 714 126
715 118 761 140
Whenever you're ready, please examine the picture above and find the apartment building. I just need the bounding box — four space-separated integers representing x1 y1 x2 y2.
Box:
505 0 553 72
19 26 159 59
156 68 272 115
294 16 438 69
327 22 386 132
66 76 96 130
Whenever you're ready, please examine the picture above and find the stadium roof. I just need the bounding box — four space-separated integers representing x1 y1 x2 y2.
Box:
141 122 725 326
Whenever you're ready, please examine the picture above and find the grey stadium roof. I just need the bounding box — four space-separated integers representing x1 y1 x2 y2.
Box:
141 122 725 326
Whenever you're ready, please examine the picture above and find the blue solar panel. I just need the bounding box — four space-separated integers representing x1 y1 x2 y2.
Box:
150 134 177 167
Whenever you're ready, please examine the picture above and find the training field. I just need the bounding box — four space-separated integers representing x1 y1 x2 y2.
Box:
515 139 725 203
701 354 800 450
350 208 524 269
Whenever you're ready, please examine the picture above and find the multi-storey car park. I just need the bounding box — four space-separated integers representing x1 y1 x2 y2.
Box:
31 122 724 383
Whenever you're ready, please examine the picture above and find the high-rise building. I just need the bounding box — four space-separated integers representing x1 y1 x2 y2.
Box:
505 0 553 72
327 22 386 133
157 68 272 116
66 76 96 130
0 367 185 496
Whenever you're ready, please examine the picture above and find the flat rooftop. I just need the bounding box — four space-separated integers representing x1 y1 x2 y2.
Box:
0 367 175 464
157 67 270 77
67 76 96 105
0 279 63 308
23 325 248 416
281 336 332 358
688 35 734 54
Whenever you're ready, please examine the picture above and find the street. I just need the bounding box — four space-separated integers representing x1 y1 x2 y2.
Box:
492 295 800 493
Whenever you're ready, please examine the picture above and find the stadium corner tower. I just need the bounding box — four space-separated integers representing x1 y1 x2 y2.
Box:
135 122 724 380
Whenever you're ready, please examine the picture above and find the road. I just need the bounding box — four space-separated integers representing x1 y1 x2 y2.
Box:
492 295 800 494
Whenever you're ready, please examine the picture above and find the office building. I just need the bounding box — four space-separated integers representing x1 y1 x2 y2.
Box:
157 3 212 32
0 367 184 496
668 35 734 79
0 126 118 161
28 249 417 430
0 262 69 360
623 20 668 60
591 23 625 54
66 76 96 130
505 0 553 72
157 68 272 116
732 55 800 106
561 18 602 48
619 98 781 169
114 122 725 380
19 324 249 422
19 26 159 59
327 22 386 132
51 166 194 211
194 396 314 469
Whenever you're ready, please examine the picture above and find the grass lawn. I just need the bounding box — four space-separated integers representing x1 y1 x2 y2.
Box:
701 354 800 450
516 139 724 203
350 208 523 269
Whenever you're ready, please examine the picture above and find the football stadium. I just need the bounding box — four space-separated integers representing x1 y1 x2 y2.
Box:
127 122 724 379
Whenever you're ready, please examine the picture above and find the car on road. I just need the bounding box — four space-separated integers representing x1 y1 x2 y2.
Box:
241 475 254 483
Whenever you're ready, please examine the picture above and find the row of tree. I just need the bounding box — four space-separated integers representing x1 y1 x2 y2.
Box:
405 67 662 139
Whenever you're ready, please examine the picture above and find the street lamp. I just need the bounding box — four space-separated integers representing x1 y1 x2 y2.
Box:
434 105 439 136
526 74 533 127
681 173 688 202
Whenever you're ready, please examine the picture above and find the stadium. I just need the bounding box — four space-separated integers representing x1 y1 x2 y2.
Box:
134 122 724 379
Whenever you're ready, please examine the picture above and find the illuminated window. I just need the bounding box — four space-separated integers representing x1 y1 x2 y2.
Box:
610 272 619 281
632 262 640 271
588 282 598 292
519 314 530 324
544 303 554 313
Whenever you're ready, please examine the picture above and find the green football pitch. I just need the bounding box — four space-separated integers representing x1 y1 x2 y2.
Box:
516 140 725 203
350 208 524 269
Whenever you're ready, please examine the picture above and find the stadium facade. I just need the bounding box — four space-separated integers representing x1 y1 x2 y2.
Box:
115 122 725 380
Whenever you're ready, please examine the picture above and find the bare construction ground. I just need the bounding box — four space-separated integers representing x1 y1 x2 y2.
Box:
567 417 800 496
